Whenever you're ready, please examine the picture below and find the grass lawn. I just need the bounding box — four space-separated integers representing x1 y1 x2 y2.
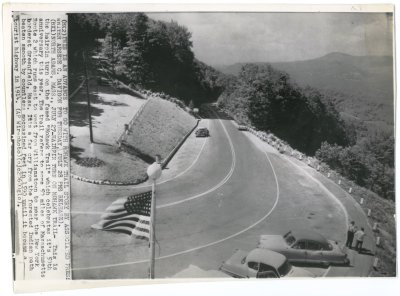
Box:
124 97 197 160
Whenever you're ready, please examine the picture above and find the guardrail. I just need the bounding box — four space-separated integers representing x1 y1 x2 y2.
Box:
161 119 200 169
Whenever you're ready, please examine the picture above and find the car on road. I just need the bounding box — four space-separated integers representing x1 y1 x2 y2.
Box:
237 125 248 131
195 127 210 137
220 248 315 278
258 229 350 266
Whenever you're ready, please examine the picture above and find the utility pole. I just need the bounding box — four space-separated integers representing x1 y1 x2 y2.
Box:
83 51 94 143
146 155 162 279
149 179 156 278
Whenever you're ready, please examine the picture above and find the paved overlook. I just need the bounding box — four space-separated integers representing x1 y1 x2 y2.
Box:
71 106 374 279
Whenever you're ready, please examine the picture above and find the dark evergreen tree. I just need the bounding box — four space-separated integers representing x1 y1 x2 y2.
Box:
118 13 150 87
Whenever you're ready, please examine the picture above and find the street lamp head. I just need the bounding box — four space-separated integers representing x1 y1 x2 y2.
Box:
147 161 162 181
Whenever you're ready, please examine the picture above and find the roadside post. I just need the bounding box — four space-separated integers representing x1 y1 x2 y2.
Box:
147 155 163 279
373 257 379 269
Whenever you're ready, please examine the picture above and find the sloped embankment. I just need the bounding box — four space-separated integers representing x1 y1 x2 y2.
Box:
71 83 197 184
123 97 197 163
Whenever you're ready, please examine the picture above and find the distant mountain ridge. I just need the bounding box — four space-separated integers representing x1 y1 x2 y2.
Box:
216 53 394 128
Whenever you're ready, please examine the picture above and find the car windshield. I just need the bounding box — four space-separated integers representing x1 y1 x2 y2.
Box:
277 259 292 276
284 232 296 246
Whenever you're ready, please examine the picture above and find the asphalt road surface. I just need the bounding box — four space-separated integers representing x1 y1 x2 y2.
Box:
71 106 373 279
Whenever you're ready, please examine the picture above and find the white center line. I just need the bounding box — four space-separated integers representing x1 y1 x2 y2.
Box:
157 114 236 208
72 149 280 271
71 112 236 215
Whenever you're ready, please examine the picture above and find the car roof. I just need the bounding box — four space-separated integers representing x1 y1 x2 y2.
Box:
246 248 286 268
290 229 329 246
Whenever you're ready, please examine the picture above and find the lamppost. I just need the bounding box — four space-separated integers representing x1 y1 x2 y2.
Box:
146 155 162 279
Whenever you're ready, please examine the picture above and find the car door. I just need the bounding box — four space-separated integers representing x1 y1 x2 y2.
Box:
247 261 259 278
305 240 324 264
257 263 279 278
289 240 308 263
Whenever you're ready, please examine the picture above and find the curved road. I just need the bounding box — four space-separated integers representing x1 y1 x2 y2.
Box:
71 107 371 279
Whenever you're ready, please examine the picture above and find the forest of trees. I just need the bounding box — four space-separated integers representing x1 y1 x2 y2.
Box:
315 132 394 200
68 13 226 105
218 64 349 154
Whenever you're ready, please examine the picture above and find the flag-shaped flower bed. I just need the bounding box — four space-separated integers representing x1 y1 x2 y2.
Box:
91 191 152 240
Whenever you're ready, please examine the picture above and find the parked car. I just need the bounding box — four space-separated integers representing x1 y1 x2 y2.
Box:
238 125 247 131
220 248 315 278
195 127 209 137
258 229 349 266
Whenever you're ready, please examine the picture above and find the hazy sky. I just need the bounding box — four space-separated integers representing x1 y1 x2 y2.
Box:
148 12 393 66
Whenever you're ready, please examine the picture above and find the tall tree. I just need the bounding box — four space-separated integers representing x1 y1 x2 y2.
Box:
119 13 150 87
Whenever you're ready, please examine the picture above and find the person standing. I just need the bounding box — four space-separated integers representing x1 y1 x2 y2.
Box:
354 227 366 253
346 221 356 248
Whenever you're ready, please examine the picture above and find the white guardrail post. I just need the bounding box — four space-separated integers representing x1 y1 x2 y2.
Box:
373 257 379 269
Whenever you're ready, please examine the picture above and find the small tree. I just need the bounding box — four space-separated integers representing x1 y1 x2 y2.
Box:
188 100 195 109
315 142 343 169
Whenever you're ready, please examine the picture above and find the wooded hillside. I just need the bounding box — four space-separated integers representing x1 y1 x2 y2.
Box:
68 13 227 106
218 64 349 154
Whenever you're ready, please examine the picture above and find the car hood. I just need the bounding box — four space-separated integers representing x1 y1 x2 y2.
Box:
258 235 288 250
286 266 315 278
220 249 249 278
